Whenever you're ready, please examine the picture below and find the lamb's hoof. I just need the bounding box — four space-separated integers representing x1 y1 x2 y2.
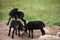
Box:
18 34 20 37
22 33 24 36
31 37 33 39
12 37 14 39
7 23 9 25
28 36 30 38
8 34 10 36
15 33 17 35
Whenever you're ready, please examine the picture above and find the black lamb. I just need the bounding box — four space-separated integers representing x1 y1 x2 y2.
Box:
8 20 24 39
24 21 45 38
7 8 26 25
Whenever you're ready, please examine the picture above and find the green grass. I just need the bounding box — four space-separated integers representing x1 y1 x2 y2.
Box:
0 0 60 26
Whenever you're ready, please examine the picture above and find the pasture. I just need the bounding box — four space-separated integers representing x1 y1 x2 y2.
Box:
0 0 60 25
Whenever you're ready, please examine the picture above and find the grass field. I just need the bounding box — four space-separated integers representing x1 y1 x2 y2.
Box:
0 0 60 25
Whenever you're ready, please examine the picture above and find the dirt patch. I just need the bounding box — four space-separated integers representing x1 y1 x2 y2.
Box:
0 22 60 40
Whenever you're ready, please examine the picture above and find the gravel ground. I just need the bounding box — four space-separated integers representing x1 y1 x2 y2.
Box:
0 22 60 40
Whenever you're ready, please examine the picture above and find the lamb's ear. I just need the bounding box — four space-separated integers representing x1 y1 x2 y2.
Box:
43 28 49 33
26 21 29 23
18 9 20 11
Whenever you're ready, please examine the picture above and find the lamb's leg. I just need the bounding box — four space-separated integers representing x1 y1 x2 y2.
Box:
31 30 33 38
12 28 15 39
7 17 11 25
29 29 30 37
15 29 17 35
8 27 11 36
40 28 45 35
24 28 27 33
18 29 20 36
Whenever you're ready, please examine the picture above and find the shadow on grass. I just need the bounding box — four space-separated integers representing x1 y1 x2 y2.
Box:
53 22 60 26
